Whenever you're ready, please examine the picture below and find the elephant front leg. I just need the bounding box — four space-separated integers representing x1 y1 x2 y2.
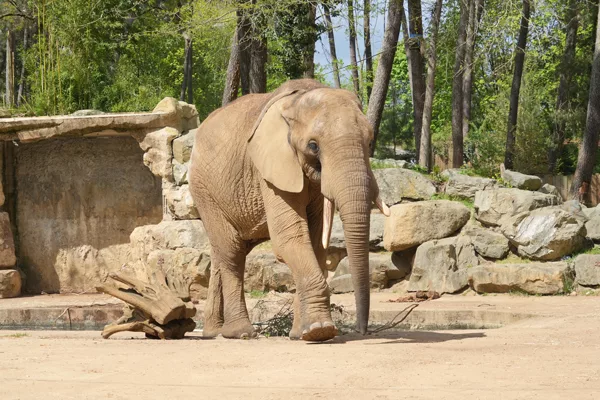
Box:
262 182 337 342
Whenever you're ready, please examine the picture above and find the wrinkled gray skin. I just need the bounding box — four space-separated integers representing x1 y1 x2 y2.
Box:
189 79 386 341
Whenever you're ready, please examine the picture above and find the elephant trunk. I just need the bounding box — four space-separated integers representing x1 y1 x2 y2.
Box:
332 160 371 335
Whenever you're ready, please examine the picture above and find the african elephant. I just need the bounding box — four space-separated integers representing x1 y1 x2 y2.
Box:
189 79 389 342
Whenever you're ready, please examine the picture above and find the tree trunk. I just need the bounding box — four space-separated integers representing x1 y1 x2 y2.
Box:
366 0 404 156
451 0 470 168
347 0 361 98
249 32 267 93
549 0 579 173
222 29 241 106
179 34 193 104
17 26 28 107
5 30 15 108
238 8 252 95
303 3 317 79
569 1 600 201
323 4 341 88
407 0 426 160
364 0 373 102
461 0 484 141
504 0 531 170
419 0 444 171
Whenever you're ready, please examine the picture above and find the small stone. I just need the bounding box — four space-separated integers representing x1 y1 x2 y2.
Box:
445 173 498 200
0 269 21 298
574 254 600 287
329 274 354 294
173 130 196 164
164 184 200 220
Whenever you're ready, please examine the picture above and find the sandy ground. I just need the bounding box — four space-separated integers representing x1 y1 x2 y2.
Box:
1 295 600 400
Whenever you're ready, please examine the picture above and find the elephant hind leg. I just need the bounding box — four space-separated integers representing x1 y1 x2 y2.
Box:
202 265 224 338
209 231 256 339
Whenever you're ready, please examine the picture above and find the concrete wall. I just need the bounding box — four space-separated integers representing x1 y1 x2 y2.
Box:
16 137 163 293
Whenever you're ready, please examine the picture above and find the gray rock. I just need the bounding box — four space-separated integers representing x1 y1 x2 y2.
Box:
370 158 408 168
445 173 498 200
501 207 590 261
538 183 563 202
173 160 189 185
334 253 403 289
372 168 436 205
128 220 211 299
461 224 510 259
164 184 200 220
408 237 470 294
0 269 21 298
137 127 179 180
585 216 600 242
474 188 560 227
384 200 471 251
0 212 16 268
172 130 196 164
329 212 387 251
329 274 354 294
501 169 543 191
468 262 569 295
245 252 295 293
574 254 600 287
390 248 416 280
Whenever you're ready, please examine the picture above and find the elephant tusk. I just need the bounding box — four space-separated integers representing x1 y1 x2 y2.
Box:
322 197 335 249
375 196 391 217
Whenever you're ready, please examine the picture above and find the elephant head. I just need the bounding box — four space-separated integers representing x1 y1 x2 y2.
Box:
247 81 389 334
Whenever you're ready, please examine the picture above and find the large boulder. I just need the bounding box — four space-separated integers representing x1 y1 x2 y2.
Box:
172 130 195 164
372 168 436 205
0 269 21 298
501 207 590 261
501 169 543 191
408 236 479 294
128 220 211 299
329 213 386 251
460 224 510 259
329 274 354 294
445 173 498 200
474 188 560 227
245 252 294 293
574 254 600 287
384 200 471 251
334 252 408 289
585 217 600 242
468 262 569 295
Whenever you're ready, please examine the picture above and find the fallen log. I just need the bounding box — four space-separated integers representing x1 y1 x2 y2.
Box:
96 266 196 339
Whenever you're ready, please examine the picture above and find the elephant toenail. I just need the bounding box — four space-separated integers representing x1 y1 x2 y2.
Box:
323 321 335 328
309 322 323 331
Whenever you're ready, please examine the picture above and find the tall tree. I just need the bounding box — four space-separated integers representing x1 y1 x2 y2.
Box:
462 0 484 140
407 0 426 159
249 30 267 93
364 0 373 101
238 6 252 95
419 0 444 171
451 0 470 167
570 0 600 200
179 33 193 104
323 3 341 88
302 3 317 79
347 0 361 98
222 29 241 106
366 0 403 155
5 30 15 107
504 0 531 169
548 0 579 173
16 24 27 106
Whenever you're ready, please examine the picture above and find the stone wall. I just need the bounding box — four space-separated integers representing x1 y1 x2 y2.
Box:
0 97 199 296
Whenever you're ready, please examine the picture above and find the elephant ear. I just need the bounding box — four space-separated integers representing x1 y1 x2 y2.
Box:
248 90 305 193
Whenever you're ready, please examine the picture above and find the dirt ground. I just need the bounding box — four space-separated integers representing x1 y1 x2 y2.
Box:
2 295 600 400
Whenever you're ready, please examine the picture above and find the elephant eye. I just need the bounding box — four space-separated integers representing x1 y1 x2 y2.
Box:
308 141 319 153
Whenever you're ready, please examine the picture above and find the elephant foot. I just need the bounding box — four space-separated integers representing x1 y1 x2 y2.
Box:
299 321 338 342
221 320 257 339
201 325 222 338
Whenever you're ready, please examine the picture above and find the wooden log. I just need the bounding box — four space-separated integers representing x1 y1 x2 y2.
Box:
96 268 197 339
